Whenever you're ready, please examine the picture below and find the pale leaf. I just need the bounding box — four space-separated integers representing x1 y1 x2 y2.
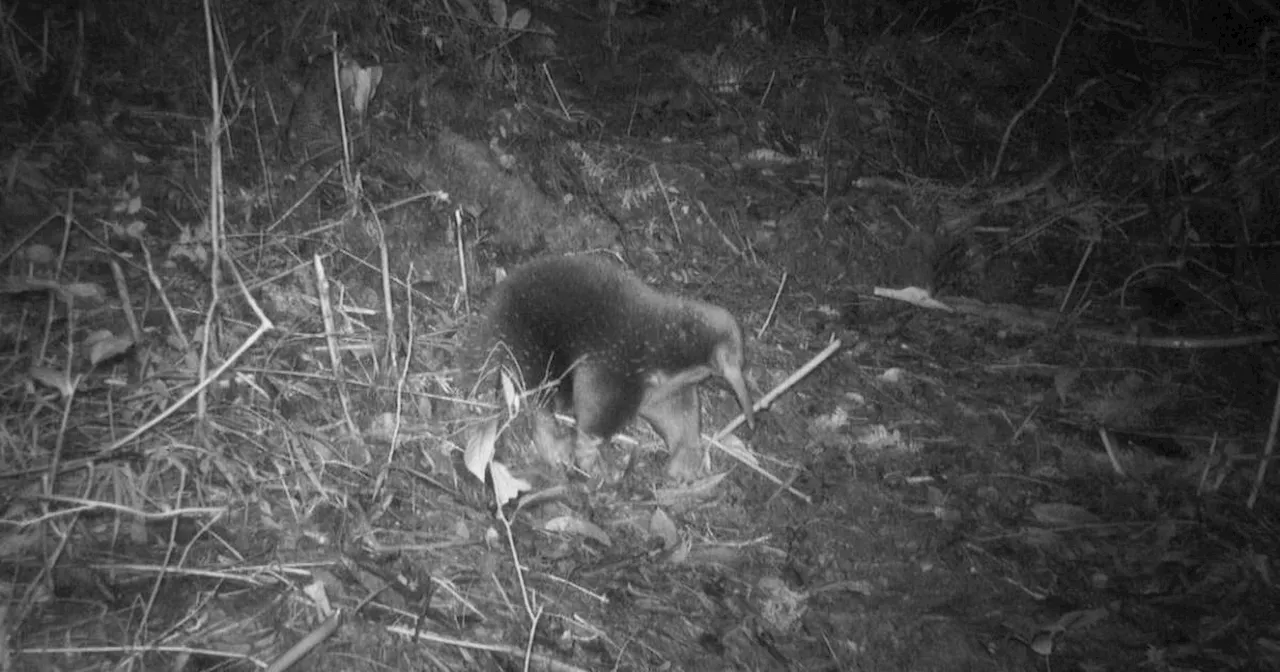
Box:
304 579 334 616
1031 502 1101 526
452 0 482 21
508 8 530 30
499 370 520 413
24 245 54 264
29 366 73 397
1048 606 1109 634
88 334 134 365
648 508 679 548
463 418 499 481
84 329 114 346
350 66 383 116
488 0 507 27
544 515 611 546
0 527 44 558
364 412 399 443
490 460 531 506
64 282 105 301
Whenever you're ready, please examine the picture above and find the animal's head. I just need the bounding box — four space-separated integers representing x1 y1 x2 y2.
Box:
704 305 754 429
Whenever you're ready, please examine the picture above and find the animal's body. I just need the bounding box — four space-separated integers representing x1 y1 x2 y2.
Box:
281 53 380 163
479 254 753 480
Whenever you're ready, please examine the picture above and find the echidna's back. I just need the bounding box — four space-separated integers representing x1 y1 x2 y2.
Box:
485 255 647 385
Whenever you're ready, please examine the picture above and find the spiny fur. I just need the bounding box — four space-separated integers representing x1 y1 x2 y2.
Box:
478 254 752 474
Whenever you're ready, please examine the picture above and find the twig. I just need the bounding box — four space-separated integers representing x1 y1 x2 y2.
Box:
990 0 1079 180
200 0 226 423
541 62 572 120
108 259 141 343
330 41 355 196
1197 434 1219 495
0 212 59 267
374 189 451 214
137 242 189 351
20 645 263 669
1097 428 1127 477
264 611 343 672
43 204 78 494
313 254 359 437
373 264 415 504
757 271 787 340
707 338 843 503
650 164 682 244
15 496 226 526
456 208 470 314
376 210 396 371
140 470 192 655
496 498 536 623
714 337 842 441
695 200 743 257
1118 259 1185 310
86 274 271 461
1248 380 1280 509
1059 238 1094 314
387 624 590 671
707 432 811 504
38 202 76 364
267 166 339 232
523 606 544 672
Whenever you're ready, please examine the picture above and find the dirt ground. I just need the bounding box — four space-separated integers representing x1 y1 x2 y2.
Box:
3 0 1279 671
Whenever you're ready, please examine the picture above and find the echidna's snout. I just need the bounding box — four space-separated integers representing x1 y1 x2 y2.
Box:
713 334 754 430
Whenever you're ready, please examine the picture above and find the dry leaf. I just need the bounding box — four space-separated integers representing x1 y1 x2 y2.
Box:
508 7 530 30
24 245 54 264
65 282 105 301
648 508 679 548
464 418 499 481
755 576 808 631
1031 502 1101 526
500 370 520 414
304 580 334 616
29 366 73 397
1054 367 1081 403
488 0 507 27
364 412 399 443
87 333 134 365
544 515 610 546
490 460 530 507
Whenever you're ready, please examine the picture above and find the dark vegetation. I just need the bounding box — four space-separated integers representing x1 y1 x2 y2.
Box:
2 0 1279 669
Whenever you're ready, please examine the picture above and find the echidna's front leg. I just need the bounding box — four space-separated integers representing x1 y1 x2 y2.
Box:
570 360 626 476
639 384 704 481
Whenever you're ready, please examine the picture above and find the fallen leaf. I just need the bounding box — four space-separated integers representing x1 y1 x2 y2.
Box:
490 461 531 507
544 515 610 546
29 366 73 397
87 333 134 365
464 418 498 481
648 508 679 548
1031 502 1102 526
508 7 530 30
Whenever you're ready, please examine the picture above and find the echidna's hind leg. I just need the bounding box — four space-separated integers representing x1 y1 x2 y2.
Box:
639 384 704 481
531 408 574 468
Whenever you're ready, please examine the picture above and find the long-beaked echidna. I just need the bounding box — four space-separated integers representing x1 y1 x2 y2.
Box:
479 254 753 480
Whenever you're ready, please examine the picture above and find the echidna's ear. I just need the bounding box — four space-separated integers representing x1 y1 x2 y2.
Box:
713 337 754 429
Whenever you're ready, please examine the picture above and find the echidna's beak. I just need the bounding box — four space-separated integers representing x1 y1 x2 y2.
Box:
725 364 755 429
714 341 754 430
